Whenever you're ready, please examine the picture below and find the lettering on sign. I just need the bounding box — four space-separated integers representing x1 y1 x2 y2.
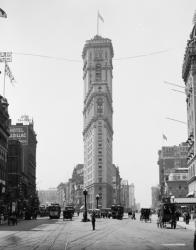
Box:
0 52 12 63
10 126 28 145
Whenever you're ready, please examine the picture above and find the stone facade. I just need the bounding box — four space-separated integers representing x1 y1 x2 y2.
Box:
7 140 24 207
0 96 9 210
111 164 121 205
128 183 136 210
120 180 129 211
82 35 114 208
166 168 188 198
71 164 84 211
10 116 37 198
157 143 188 198
182 21 196 196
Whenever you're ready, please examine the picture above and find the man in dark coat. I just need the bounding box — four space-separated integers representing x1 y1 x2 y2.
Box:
91 211 96 230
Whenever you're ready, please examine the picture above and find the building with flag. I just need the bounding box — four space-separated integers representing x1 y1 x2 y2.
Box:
182 17 196 197
157 142 188 199
82 35 114 208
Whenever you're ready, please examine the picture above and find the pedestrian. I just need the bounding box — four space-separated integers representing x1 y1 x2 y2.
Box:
91 211 96 230
0 213 3 224
193 211 196 250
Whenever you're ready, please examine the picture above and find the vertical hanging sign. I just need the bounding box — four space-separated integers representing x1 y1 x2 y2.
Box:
0 52 12 97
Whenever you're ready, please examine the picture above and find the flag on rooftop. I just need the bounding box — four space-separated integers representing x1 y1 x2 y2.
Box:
162 134 167 141
98 11 104 23
5 63 16 85
0 8 7 18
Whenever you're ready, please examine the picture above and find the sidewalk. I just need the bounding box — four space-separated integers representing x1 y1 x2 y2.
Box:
177 217 195 231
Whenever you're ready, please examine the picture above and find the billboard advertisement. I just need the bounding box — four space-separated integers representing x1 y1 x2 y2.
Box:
9 126 28 145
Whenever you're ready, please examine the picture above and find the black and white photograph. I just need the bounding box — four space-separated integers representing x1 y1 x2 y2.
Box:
0 1 196 249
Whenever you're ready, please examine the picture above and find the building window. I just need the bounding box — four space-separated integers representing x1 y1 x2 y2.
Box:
97 98 103 114
95 64 101 81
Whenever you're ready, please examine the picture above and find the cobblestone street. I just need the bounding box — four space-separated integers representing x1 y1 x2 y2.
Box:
0 214 194 250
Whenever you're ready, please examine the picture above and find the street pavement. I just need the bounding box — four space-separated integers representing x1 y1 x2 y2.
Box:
0 213 195 250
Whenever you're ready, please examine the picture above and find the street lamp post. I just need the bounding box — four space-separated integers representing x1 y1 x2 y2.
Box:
83 188 88 222
96 194 99 209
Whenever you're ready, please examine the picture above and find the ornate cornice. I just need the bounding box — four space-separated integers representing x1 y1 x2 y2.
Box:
82 35 114 59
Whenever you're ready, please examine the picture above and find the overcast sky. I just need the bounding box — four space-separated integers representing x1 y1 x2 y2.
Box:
0 0 195 207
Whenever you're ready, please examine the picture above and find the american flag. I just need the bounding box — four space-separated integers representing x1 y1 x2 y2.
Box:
5 63 16 85
162 134 167 141
98 11 104 23
0 8 7 18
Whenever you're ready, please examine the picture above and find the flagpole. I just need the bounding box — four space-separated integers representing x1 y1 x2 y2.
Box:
3 61 6 97
97 11 99 35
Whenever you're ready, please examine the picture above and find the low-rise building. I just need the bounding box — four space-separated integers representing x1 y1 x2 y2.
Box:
157 142 188 198
166 168 188 198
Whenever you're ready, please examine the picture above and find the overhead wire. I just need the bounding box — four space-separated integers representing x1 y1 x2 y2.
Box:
12 52 81 63
12 48 173 62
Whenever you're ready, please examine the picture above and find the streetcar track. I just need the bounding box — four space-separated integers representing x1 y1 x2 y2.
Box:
67 219 131 249
32 219 70 250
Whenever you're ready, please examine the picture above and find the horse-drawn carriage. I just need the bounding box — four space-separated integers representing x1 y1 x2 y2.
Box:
140 208 151 222
157 202 177 229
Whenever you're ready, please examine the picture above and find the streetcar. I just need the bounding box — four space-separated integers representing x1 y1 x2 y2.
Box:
48 203 61 219
111 204 124 219
39 204 48 217
63 205 75 220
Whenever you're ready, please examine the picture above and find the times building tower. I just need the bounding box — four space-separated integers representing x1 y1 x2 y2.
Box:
82 35 114 208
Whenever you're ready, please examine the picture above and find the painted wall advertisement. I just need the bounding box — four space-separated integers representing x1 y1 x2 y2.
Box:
10 126 28 145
